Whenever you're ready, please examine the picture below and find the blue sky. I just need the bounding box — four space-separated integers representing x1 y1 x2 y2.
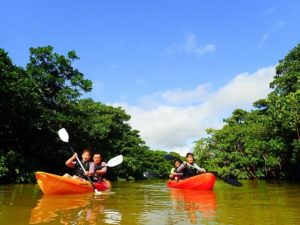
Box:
1 1 300 154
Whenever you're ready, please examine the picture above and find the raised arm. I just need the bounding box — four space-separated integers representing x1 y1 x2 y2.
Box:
65 153 77 168
193 163 206 173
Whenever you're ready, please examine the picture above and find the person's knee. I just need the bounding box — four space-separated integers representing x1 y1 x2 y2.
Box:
63 173 71 178
72 175 81 180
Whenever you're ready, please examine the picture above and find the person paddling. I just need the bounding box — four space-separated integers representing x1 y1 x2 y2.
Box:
93 152 111 188
63 148 95 180
92 152 107 181
169 159 183 181
177 153 206 179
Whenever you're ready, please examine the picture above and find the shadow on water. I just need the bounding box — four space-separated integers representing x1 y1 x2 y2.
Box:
169 189 217 224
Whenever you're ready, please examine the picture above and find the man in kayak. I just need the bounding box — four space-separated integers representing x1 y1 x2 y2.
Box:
92 152 107 181
169 159 183 181
177 153 206 179
63 148 95 180
92 152 111 188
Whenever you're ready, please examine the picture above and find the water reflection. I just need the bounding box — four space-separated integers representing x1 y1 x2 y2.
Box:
170 189 217 224
2 180 300 225
29 193 122 225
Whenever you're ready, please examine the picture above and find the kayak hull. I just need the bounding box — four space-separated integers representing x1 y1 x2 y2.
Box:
35 171 109 195
167 173 216 190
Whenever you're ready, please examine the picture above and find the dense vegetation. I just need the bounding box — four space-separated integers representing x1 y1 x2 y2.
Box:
194 43 300 180
1 43 299 183
0 46 181 183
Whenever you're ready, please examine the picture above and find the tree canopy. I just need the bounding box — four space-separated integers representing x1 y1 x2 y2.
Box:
0 46 175 183
2 43 300 183
194 43 300 180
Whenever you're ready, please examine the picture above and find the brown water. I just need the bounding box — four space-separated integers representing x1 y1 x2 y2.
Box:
0 179 299 225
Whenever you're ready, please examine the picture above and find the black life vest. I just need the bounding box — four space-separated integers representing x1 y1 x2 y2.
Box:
183 163 198 178
73 160 90 178
94 162 107 181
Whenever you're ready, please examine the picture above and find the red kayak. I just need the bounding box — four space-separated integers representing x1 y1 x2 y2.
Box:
167 173 216 190
36 171 110 195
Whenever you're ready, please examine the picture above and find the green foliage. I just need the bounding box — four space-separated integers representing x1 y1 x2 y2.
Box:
3 42 300 183
194 43 300 180
270 43 300 95
0 46 173 183
0 150 35 183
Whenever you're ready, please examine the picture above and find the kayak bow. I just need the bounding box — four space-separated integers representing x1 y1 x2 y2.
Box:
167 173 216 190
35 171 109 195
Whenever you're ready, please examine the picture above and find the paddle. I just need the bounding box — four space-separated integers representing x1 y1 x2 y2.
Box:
58 128 102 195
184 163 242 187
210 171 243 187
106 155 123 167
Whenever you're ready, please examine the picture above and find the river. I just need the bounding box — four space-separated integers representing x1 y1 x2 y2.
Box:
0 179 299 225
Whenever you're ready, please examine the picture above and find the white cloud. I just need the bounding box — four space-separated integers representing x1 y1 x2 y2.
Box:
259 20 285 48
138 84 209 107
112 66 275 156
209 67 275 109
185 34 216 56
259 33 270 48
161 84 209 104
166 33 216 57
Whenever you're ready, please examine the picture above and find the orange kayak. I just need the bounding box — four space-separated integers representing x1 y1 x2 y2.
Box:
167 173 216 190
35 171 109 195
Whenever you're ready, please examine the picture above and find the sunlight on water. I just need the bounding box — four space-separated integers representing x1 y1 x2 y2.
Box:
0 179 300 225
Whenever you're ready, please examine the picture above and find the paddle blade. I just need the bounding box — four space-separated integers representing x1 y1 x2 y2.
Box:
221 177 243 187
107 155 123 167
58 128 69 143
210 171 242 187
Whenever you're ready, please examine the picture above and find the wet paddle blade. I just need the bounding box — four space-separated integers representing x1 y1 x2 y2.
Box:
221 177 243 187
210 171 243 187
58 128 69 143
107 155 123 167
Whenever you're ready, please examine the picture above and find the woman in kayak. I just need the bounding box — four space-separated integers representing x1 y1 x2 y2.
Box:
169 159 183 181
63 148 95 180
177 153 206 179
93 152 111 188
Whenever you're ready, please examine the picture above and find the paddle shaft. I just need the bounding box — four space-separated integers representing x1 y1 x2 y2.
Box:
177 162 241 187
189 165 242 187
68 144 98 190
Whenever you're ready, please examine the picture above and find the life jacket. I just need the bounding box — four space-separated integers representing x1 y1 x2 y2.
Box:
172 166 183 180
73 160 90 178
183 163 198 178
94 162 107 181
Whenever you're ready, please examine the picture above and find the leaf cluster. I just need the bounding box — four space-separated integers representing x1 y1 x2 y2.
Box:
0 46 173 183
194 43 300 180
